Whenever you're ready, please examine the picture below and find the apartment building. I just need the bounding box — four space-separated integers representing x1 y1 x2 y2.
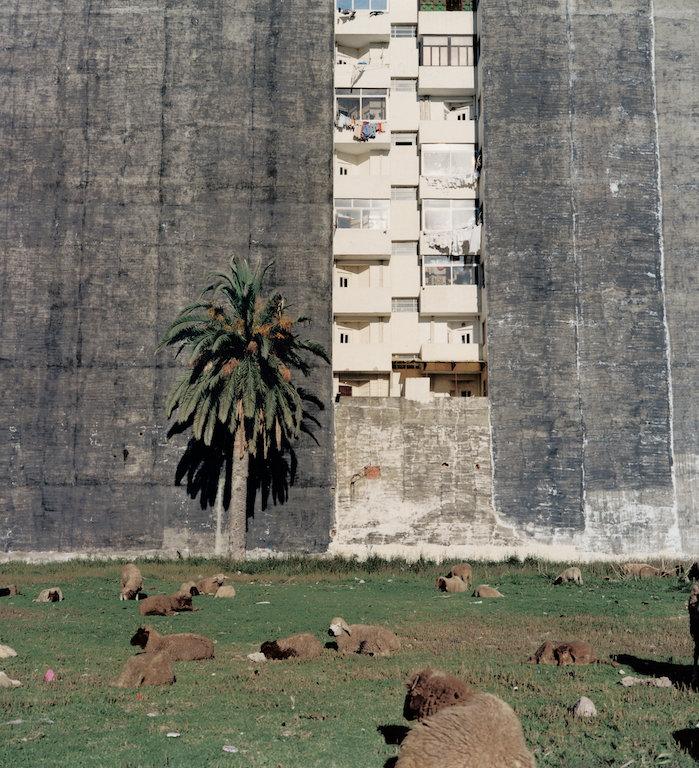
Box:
332 0 484 400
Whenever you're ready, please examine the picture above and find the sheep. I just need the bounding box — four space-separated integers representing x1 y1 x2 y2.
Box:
214 585 236 598
688 583 699 683
472 584 504 598
328 616 400 657
0 645 17 658
403 668 472 722
620 562 665 579
446 563 473 588
553 567 583 585
196 574 227 595
394 693 536 768
178 581 200 597
33 587 63 602
526 640 595 666
0 584 20 597
259 632 324 660
138 593 202 617
686 561 699 582
435 576 469 593
119 563 143 600
0 671 21 688
130 625 214 661
113 650 175 688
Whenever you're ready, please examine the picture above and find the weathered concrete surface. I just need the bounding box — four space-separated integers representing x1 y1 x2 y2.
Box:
0 0 334 555
481 1 698 555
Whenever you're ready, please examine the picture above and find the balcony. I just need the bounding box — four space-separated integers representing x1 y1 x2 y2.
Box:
333 287 392 316
420 341 481 363
418 65 475 96
334 64 390 90
334 228 392 260
335 11 390 48
418 9 475 33
418 119 476 145
334 122 391 153
420 284 479 315
334 175 391 199
333 343 393 373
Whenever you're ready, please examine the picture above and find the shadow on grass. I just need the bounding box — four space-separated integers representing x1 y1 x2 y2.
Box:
378 724 409 768
613 653 693 686
673 729 699 762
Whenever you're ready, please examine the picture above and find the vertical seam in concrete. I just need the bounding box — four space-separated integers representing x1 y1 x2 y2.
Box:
566 0 586 521
648 0 679 548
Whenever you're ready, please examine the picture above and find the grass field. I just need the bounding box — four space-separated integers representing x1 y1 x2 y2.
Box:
0 555 698 767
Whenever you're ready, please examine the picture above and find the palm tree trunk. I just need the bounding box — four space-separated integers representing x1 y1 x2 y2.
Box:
214 472 226 556
227 426 248 558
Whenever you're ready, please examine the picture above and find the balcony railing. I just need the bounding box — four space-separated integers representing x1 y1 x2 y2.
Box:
419 0 474 10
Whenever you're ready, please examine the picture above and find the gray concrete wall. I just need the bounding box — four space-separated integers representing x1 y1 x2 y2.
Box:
481 0 699 555
0 0 335 556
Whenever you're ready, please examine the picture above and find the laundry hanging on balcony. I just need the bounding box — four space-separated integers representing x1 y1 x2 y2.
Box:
424 170 480 189
426 223 482 255
335 115 385 139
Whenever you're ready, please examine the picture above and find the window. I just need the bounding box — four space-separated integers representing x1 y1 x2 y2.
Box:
391 25 417 38
340 333 351 344
392 298 418 312
338 0 387 11
391 132 417 146
335 199 390 230
339 166 348 175
339 277 349 287
392 242 418 256
422 199 477 231
336 89 387 122
422 144 476 178
422 254 479 287
421 35 475 67
391 187 417 201
391 79 417 92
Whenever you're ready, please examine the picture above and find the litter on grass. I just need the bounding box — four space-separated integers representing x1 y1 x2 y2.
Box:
223 745 239 753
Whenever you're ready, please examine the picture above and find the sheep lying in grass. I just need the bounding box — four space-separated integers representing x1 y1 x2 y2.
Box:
446 563 472 588
214 585 236 598
403 668 472 721
435 576 469 593
138 593 201 616
527 640 595 666
120 563 143 601
113 651 175 688
260 632 324 660
178 581 200 597
328 617 400 657
196 574 227 595
472 585 504 598
130 625 215 661
33 588 63 602
0 585 20 597
688 584 699 683
395 692 536 768
0 645 18 658
553 567 583 585
620 563 665 579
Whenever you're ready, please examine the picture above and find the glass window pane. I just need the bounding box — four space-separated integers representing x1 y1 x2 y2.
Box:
362 97 386 121
423 151 450 176
337 97 360 120
354 0 370 9
452 204 477 229
371 0 388 9
424 266 448 286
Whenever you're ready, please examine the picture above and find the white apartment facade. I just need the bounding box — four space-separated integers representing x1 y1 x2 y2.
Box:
332 0 485 401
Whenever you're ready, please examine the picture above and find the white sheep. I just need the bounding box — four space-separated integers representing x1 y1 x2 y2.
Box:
214 585 236 598
196 574 227 594
472 584 504 598
113 651 176 688
260 632 324 660
33 587 63 602
120 563 143 600
436 576 469 593
395 692 536 768
130 625 215 661
446 563 473 587
553 567 583 585
328 616 400 657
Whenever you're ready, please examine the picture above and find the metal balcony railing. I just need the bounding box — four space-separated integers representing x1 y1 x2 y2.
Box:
419 0 475 11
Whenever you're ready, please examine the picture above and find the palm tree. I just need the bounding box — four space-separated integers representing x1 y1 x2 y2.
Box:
156 256 330 558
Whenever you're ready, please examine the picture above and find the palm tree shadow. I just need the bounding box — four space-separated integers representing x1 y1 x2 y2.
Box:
673 728 699 761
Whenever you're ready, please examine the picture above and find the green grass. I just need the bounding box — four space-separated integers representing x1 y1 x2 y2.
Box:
0 557 697 767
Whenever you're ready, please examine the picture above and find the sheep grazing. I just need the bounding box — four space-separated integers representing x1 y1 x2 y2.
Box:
527 640 595 666
395 692 536 768
688 583 699 683
620 562 665 579
214 585 236 598
435 576 469 594
130 625 214 661
33 588 63 602
119 563 143 601
113 650 175 688
404 668 472 722
553 567 583 585
446 563 473 588
196 574 227 595
472 585 504 598
260 632 324 660
0 584 20 597
138 593 202 617
178 581 200 597
328 616 400 657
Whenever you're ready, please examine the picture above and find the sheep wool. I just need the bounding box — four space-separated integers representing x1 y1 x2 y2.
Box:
435 576 469 593
33 588 63 602
113 651 176 688
553 567 583 585
130 626 215 661
139 594 201 617
472 585 504 598
404 668 472 722
214 585 236 598
395 693 536 768
446 563 473 587
329 617 400 657
120 563 143 600
196 574 227 595
260 632 324 660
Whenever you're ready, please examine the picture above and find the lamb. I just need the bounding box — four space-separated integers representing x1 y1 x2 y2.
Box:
472 584 504 598
553 567 583 585
688 583 699 683
113 650 175 688
526 640 595 666
259 632 324 660
435 576 469 593
196 574 227 595
130 625 214 661
328 616 400 657
446 563 473 588
33 587 63 602
138 593 202 616
178 581 200 597
214 585 236 598
403 668 472 722
395 692 536 768
0 584 20 597
119 563 143 600
620 562 664 579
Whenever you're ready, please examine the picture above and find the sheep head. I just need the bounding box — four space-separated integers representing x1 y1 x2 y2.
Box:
328 617 351 637
130 626 151 648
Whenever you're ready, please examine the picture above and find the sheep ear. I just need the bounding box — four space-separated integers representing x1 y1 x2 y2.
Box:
342 625 352 636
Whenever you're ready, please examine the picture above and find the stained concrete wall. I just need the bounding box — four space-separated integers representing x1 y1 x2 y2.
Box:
481 1 699 555
0 0 335 556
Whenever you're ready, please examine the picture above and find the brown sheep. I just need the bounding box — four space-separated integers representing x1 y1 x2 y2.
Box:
33 587 63 602
196 574 227 595
527 640 595 666
395 693 536 768
260 632 324 660
404 668 472 722
138 593 202 617
328 616 400 657
214 585 236 598
553 567 583 585
436 576 469 593
130 625 214 661
688 583 699 683
472 584 504 598
113 651 175 688
0 584 20 597
120 563 143 601
620 562 665 579
446 563 473 588
178 581 200 597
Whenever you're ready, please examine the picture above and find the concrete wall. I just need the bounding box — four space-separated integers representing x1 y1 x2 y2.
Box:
0 0 335 556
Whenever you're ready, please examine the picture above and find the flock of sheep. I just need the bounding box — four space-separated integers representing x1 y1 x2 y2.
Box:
3 558 699 766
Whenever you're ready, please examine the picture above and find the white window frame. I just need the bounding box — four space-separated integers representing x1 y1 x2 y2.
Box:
336 88 387 122
392 298 419 313
421 144 476 178
338 0 388 11
421 35 475 67
391 25 416 38
335 198 390 230
422 199 477 232
422 254 479 287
